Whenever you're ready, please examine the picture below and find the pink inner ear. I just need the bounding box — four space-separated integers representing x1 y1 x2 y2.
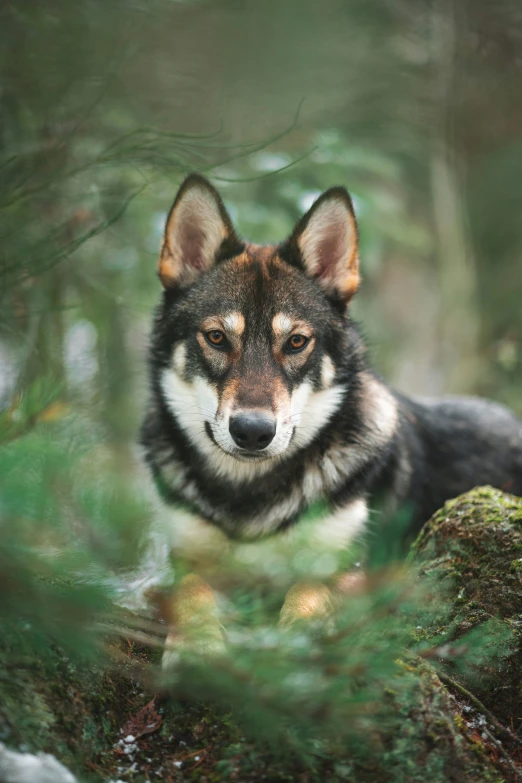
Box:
180 221 208 271
315 228 344 279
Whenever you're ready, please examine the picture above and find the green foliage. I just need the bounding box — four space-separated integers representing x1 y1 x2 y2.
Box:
0 419 148 665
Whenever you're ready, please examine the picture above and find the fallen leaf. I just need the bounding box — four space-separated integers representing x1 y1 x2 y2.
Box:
121 698 162 740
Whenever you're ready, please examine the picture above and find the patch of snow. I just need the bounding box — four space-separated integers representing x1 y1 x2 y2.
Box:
115 736 138 756
0 743 77 783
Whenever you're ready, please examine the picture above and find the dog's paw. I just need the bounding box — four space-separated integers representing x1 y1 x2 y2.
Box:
279 581 334 628
334 569 367 596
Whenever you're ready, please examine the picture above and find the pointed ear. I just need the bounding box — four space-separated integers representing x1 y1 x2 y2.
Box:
158 174 241 288
288 187 360 304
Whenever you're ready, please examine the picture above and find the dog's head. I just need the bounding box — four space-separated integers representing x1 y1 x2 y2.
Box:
152 174 362 479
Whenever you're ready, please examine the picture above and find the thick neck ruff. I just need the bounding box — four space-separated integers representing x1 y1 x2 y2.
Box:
143 370 398 540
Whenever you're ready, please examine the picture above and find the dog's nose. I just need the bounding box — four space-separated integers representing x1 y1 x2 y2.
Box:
229 412 276 451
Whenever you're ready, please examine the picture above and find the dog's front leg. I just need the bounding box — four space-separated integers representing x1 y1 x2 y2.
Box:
279 571 367 629
279 581 334 628
162 573 226 668
161 510 230 668
279 498 369 628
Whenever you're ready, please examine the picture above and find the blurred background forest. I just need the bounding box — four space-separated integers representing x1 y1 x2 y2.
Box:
2 0 522 432
1 1 522 781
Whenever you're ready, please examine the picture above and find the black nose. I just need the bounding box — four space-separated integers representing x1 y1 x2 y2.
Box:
229 412 276 451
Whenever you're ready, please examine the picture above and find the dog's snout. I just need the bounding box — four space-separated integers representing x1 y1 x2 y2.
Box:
229 412 276 451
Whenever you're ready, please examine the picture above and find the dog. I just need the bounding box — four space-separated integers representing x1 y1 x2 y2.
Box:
141 173 522 648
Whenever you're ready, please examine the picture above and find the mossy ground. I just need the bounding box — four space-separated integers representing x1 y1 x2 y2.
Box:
1 652 507 783
2 486 522 782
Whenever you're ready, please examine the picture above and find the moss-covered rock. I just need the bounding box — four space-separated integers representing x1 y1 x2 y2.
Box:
413 486 522 739
376 661 507 783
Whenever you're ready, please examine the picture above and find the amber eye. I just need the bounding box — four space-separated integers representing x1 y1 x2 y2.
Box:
287 334 310 352
205 329 226 348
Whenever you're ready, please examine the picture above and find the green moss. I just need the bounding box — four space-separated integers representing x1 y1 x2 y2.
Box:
0 636 139 779
376 662 505 783
414 485 522 739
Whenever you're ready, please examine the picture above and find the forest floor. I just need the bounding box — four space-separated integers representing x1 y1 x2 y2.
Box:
3 486 522 783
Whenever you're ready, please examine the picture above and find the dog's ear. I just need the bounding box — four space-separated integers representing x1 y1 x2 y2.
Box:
158 174 241 288
288 187 360 304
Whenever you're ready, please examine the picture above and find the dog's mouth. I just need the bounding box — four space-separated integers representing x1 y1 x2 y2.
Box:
218 442 277 462
230 449 274 461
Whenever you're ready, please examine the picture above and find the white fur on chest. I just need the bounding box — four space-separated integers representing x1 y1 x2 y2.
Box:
166 497 368 579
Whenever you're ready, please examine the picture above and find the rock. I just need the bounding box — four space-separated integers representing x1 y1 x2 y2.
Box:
413 485 522 738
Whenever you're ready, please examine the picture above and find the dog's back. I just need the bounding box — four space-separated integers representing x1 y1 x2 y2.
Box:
387 394 522 532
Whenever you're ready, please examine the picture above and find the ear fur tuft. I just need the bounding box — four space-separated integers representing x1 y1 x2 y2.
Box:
288 187 360 303
158 174 240 289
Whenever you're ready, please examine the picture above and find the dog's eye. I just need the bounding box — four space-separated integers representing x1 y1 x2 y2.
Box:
286 334 309 352
205 329 226 348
